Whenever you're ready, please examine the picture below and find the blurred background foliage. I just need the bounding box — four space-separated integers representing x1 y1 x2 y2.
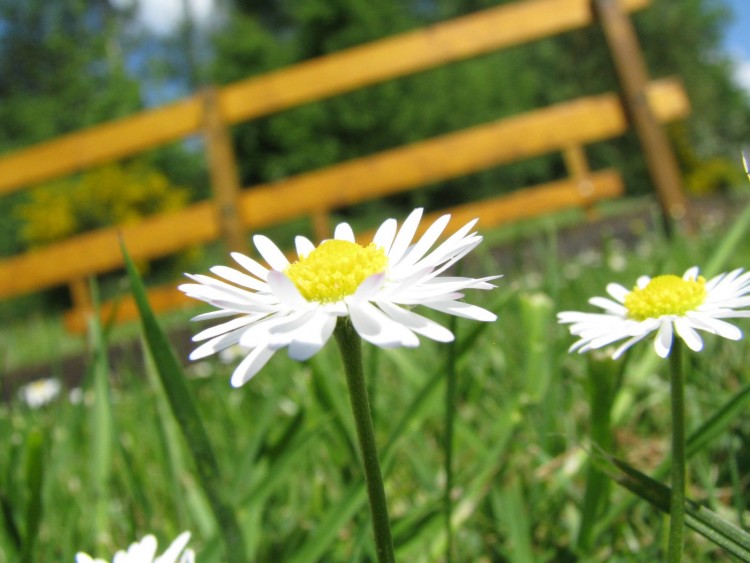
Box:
16 162 189 248
0 0 748 257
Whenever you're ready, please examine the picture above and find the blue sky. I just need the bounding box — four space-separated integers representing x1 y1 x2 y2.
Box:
722 0 750 93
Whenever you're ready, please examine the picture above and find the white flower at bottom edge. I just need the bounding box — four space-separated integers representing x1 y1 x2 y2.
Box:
179 208 500 387
557 267 750 359
75 531 194 563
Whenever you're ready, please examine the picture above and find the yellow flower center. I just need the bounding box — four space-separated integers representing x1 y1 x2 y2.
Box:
624 274 706 321
285 239 388 303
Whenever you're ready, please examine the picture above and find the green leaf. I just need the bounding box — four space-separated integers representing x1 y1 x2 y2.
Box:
121 240 246 563
605 454 750 560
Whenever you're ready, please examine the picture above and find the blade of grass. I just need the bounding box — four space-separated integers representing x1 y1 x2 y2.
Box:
493 478 534 563
596 373 750 537
142 344 214 537
577 355 623 552
288 479 369 563
121 241 246 563
443 315 459 563
0 488 20 557
604 455 750 560
87 278 114 550
20 429 43 563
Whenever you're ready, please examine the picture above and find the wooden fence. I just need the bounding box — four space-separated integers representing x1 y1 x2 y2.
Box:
0 0 690 332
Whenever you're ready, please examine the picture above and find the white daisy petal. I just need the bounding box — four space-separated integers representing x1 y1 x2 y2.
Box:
295 236 316 258
155 531 192 563
674 317 703 352
688 314 742 340
654 320 674 358
350 273 386 302
192 314 263 342
349 301 420 348
253 235 290 270
394 214 451 271
612 334 650 359
191 309 239 321
683 266 700 281
231 252 270 280
426 300 497 322
189 330 244 360
388 207 423 264
267 271 309 309
589 296 628 315
231 345 276 387
372 217 398 254
287 313 338 360
412 218 478 272
377 301 454 342
180 208 498 385
334 222 356 242
78 531 193 563
606 283 630 303
210 265 268 292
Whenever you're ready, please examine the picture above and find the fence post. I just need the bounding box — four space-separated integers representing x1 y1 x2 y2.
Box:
563 144 598 219
594 0 692 233
68 277 91 321
202 86 246 253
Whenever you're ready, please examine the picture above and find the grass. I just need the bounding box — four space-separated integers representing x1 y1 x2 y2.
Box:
3 193 750 561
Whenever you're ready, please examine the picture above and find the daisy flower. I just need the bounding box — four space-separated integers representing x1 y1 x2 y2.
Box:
75 531 194 563
558 267 750 359
179 208 499 387
19 377 61 408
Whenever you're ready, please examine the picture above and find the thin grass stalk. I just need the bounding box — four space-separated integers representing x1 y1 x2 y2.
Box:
20 429 43 562
443 317 458 563
333 318 395 563
87 279 114 549
668 340 686 562
576 356 622 552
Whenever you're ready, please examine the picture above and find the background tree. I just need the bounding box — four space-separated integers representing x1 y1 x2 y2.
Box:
0 0 140 151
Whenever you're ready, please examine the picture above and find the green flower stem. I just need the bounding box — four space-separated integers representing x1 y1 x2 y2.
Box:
668 339 686 562
334 318 396 563
443 318 458 563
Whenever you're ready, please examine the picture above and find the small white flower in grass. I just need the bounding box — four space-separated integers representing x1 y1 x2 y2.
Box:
179 208 499 387
75 531 194 563
558 267 750 359
19 377 61 408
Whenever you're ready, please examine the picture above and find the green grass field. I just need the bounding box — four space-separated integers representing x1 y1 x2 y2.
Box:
3 195 750 562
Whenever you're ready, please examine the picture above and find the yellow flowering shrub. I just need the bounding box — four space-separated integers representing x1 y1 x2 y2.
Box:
17 162 189 248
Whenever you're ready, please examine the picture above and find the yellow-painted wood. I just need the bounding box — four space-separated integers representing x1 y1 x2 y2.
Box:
0 97 203 195
0 78 688 300
0 0 650 195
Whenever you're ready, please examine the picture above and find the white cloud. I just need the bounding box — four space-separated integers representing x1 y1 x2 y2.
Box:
111 0 218 36
735 57 750 97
